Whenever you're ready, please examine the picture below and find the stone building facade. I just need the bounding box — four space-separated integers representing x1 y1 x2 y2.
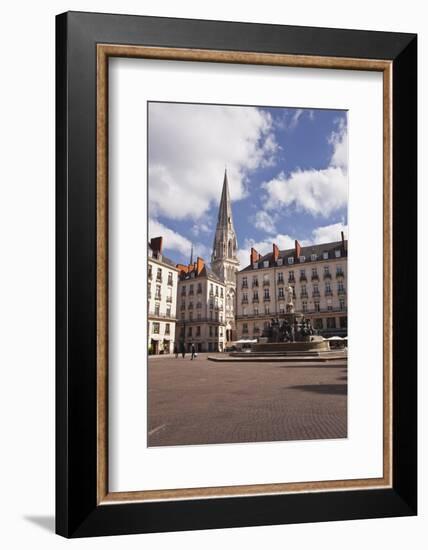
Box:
176 257 227 353
147 237 179 354
236 235 348 339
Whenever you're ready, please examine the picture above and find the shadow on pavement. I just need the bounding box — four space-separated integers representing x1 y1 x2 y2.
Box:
288 384 347 396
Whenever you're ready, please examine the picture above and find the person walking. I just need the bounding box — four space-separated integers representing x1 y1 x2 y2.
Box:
174 344 179 359
181 343 185 359
191 343 196 360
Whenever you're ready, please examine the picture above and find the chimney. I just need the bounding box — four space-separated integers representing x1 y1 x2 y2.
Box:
273 243 279 262
294 239 301 259
196 257 205 275
150 236 163 257
251 247 260 265
176 263 189 275
341 231 346 253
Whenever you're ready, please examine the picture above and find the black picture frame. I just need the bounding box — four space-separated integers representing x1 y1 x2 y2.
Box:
56 11 417 538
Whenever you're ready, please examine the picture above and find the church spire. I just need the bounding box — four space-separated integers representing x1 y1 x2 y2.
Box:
189 243 194 266
211 169 239 271
217 169 235 231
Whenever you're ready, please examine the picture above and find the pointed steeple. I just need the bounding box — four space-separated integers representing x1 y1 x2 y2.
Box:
211 169 239 275
217 169 235 231
189 243 194 266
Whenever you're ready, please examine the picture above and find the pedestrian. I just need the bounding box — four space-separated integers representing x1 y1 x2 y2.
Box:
191 343 196 360
181 343 185 359
174 344 178 359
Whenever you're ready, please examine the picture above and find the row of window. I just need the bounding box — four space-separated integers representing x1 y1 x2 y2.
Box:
148 283 174 302
149 303 174 318
241 266 345 288
242 298 346 316
148 265 175 285
180 325 224 338
180 311 224 322
241 282 346 303
150 321 171 335
180 282 224 297
253 250 343 270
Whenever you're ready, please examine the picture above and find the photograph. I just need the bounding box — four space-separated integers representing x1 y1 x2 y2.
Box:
147 101 348 447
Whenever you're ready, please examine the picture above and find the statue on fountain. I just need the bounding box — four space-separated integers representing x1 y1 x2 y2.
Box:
286 284 295 313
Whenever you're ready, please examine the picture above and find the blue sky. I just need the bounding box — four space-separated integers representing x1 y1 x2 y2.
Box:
148 102 348 268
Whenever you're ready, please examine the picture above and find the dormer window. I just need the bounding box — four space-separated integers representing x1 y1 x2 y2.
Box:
288 257 294 265
311 254 317 261
277 258 283 266
263 260 269 268
299 256 306 263
323 252 329 260
335 250 341 258
253 263 258 269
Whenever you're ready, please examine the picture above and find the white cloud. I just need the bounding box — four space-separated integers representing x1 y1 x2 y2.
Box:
310 222 348 244
329 118 348 169
149 103 278 221
191 221 212 237
253 211 277 234
262 118 348 217
237 234 296 268
149 218 208 261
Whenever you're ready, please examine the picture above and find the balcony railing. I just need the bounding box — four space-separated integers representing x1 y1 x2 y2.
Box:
263 296 271 302
288 277 296 284
300 275 307 282
277 278 284 285
263 280 270 286
311 274 319 282
177 318 226 325
278 294 285 301
148 311 177 320
323 273 332 280
336 271 345 279
236 307 347 320
338 288 347 295
252 298 259 303
241 299 249 305
241 283 248 289
325 290 333 296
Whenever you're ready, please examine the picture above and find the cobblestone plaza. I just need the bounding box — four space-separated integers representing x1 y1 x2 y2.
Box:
148 354 347 447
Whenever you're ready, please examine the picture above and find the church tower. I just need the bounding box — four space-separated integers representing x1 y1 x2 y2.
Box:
211 169 240 342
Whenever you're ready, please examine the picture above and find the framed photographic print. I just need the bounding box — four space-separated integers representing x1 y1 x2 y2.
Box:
56 11 417 537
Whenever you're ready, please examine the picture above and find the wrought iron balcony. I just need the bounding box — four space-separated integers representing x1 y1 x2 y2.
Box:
311 274 319 282
263 280 270 286
263 296 271 302
323 272 332 280
336 271 345 279
300 275 307 282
